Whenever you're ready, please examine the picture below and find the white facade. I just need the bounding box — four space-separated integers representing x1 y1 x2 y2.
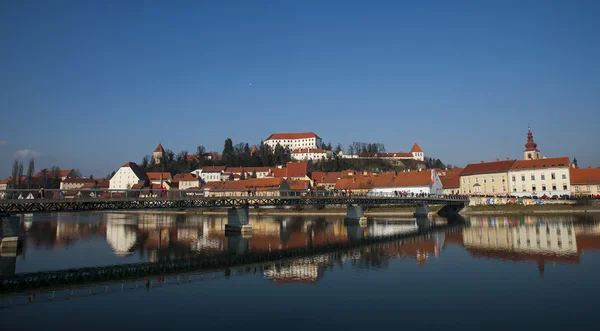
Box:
264 133 322 151
368 171 443 196
199 171 222 182
109 166 145 190
508 167 571 197
179 179 200 190
291 149 330 161
412 151 424 161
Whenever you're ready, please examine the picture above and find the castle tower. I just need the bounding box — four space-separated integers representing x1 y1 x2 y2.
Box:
524 127 541 160
410 143 424 161
153 144 165 164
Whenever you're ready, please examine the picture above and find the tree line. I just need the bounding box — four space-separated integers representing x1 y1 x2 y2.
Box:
10 158 82 189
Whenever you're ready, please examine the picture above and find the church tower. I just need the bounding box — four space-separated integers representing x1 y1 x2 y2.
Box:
153 143 165 164
523 127 541 160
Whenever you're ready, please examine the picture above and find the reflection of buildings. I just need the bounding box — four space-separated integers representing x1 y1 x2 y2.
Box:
367 219 418 237
264 255 331 283
105 216 137 257
463 217 582 277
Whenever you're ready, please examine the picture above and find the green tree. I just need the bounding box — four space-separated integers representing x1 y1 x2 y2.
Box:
222 138 235 166
17 162 24 188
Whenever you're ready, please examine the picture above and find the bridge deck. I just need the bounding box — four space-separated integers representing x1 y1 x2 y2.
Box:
0 195 467 215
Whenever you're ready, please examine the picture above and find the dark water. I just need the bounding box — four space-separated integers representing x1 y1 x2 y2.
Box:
2 212 600 330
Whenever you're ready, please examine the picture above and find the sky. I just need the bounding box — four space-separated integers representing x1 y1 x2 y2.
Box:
1 0 599 177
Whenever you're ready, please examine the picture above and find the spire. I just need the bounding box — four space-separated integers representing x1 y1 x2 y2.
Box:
524 127 538 151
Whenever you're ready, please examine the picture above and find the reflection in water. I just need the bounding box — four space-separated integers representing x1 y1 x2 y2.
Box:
9 212 600 280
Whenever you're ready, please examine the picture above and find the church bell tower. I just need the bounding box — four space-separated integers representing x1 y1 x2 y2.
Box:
523 127 541 160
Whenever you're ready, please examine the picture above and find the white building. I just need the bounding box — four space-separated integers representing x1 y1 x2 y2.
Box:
339 143 425 162
508 157 571 197
175 173 201 190
291 148 331 161
192 166 226 183
109 162 148 190
264 132 322 151
367 170 443 196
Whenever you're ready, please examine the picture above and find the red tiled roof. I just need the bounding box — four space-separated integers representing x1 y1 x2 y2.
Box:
372 171 434 188
410 143 423 153
286 162 308 178
62 178 97 184
0 177 12 184
226 167 271 174
147 172 172 181
461 160 516 176
154 144 165 153
201 166 226 173
266 132 320 140
357 152 413 158
310 172 342 184
286 180 311 191
292 148 327 154
334 174 378 190
33 169 73 178
570 167 600 185
172 173 198 182
440 175 460 189
511 157 569 170
434 168 464 177
120 162 149 181
204 178 285 191
267 168 287 178
250 145 259 155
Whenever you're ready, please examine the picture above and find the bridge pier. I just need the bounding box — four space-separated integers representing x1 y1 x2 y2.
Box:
226 233 251 255
1 215 22 250
345 222 366 242
224 207 252 234
345 205 367 224
414 204 430 218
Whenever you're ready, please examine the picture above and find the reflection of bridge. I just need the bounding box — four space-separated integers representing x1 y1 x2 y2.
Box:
0 219 456 294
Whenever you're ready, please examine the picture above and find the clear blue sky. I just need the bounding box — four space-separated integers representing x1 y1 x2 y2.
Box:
1 0 599 177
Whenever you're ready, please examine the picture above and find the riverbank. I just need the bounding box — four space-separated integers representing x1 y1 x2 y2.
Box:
461 203 600 215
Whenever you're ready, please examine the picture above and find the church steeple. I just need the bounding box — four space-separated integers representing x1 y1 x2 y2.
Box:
523 127 541 160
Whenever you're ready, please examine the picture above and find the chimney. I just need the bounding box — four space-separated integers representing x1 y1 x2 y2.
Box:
496 158 499 162
543 155 547 159
506 157 509 161
480 161 484 163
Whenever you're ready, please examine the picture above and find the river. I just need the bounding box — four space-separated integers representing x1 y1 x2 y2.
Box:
1 212 600 330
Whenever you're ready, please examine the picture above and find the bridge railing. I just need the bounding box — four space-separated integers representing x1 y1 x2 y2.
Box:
0 188 469 203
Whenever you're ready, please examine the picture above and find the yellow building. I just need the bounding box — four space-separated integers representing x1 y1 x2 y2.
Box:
460 160 516 196
570 167 600 197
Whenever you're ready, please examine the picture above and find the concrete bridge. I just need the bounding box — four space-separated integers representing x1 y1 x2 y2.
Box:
0 190 467 233
0 218 460 295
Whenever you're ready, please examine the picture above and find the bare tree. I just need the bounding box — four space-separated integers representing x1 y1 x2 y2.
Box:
72 169 82 177
26 158 35 189
17 162 24 188
11 160 19 188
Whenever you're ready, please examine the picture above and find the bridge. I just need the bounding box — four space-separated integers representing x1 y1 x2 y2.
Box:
0 189 467 233
0 218 461 296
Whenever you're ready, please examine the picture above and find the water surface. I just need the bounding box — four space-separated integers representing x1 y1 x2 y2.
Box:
1 212 599 330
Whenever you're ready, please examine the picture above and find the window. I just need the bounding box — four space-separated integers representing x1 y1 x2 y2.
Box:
542 185 546 191
531 175 535 180
575 186 579 192
562 173 566 179
532 185 536 191
483 178 486 183
512 176 516 182
598 185 600 191
551 173 556 180
563 184 568 190
513 188 517 192
587 185 591 192
491 178 495 182
522 175 526 181
541 174 545 180
552 185 556 190
503 186 506 191
463 179 465 184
